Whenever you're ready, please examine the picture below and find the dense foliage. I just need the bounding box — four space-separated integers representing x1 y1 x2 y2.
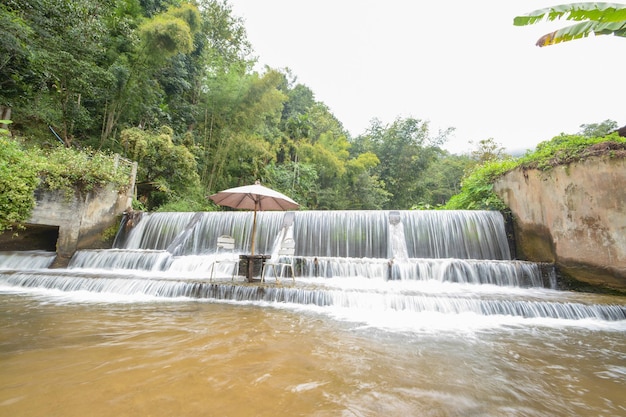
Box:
517 132 626 170
0 134 39 231
1 0 469 214
446 132 626 210
0 134 132 231
37 147 132 198
445 159 517 210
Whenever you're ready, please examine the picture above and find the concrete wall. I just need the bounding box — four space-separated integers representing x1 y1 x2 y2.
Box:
28 186 132 262
494 157 626 291
0 158 136 266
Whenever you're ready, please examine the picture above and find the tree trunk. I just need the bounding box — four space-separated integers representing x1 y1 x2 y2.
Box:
0 106 11 134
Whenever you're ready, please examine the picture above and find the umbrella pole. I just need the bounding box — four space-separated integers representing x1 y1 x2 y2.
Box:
250 199 259 256
247 202 259 282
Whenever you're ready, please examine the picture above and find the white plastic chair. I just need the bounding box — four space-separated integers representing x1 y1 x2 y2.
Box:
261 238 296 283
210 235 238 281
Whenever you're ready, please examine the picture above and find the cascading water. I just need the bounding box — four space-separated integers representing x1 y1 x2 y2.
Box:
0 250 56 270
0 210 624 324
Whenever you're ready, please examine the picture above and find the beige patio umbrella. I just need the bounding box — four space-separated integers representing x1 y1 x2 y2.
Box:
209 181 299 256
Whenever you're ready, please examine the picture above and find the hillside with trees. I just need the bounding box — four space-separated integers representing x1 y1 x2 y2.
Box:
1 0 473 214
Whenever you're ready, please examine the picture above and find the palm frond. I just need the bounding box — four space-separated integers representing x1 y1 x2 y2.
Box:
536 19 626 46
514 3 626 26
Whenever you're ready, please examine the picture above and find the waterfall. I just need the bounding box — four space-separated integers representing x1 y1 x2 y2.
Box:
119 211 286 256
3 210 543 285
113 210 511 260
388 211 409 262
401 210 511 260
292 211 389 258
1 209 624 327
295 257 553 287
118 212 197 250
68 249 173 271
1 272 624 322
0 251 56 270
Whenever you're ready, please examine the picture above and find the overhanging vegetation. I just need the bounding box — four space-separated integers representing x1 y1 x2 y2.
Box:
0 137 132 232
446 133 626 211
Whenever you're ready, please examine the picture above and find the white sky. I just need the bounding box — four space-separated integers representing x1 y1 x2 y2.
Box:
229 0 625 154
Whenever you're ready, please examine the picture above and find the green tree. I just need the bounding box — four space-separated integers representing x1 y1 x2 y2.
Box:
266 161 319 209
514 3 626 46
221 133 275 186
139 5 199 62
578 119 618 137
120 125 201 209
272 73 388 209
353 117 452 209
4 0 118 146
0 4 33 117
101 3 202 144
340 152 390 209
280 81 316 126
413 152 473 208
470 138 508 164
198 68 287 193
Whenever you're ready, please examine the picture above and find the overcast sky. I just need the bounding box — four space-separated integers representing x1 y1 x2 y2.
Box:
229 1 625 154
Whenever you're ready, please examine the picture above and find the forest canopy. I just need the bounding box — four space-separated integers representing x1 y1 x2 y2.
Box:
1 0 475 212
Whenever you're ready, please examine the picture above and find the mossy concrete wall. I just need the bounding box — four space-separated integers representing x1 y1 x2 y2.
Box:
0 158 137 265
26 187 132 265
0 188 130 263
494 157 626 291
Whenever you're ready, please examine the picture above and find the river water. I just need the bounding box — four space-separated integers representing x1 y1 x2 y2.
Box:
1 210 625 416
1 290 624 417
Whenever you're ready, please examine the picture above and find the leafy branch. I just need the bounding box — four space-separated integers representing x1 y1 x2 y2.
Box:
514 2 626 46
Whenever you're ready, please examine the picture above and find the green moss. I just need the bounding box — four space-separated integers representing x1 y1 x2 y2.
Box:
101 219 123 244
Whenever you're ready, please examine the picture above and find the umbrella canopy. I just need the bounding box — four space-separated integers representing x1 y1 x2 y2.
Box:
209 181 299 255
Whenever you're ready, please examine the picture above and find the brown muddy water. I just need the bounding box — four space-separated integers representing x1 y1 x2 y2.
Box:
1 293 625 417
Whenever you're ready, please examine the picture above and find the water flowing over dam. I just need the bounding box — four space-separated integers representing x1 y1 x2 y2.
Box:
2 209 625 323
1 210 625 416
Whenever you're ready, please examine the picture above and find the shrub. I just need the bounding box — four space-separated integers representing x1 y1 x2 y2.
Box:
0 137 40 231
39 147 132 199
0 137 133 231
445 159 517 210
445 133 626 211
518 133 626 170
